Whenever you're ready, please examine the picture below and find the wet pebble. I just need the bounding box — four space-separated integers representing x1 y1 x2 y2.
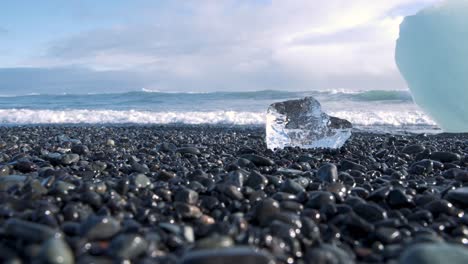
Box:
254 198 280 226
0 126 466 263
400 243 468 264
61 153 80 165
4 219 60 242
180 247 274 264
108 234 148 260
39 237 74 264
241 154 275 166
317 163 338 183
80 216 120 241
445 187 468 206
430 151 461 163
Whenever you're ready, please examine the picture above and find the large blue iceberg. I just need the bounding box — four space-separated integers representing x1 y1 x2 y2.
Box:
396 0 468 132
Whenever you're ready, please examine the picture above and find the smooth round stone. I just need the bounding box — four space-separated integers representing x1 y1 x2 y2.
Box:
353 203 387 222
159 222 182 234
430 152 461 163
156 142 177 152
307 191 335 209
195 235 234 249
445 187 468 206
387 189 413 208
53 181 76 195
402 144 425 154
182 226 195 243
174 202 202 219
375 227 401 244
180 247 274 264
62 222 81 236
61 154 80 165
407 210 433 222
80 216 120 241
106 139 115 146
4 219 60 242
24 179 48 198
14 160 37 173
81 191 103 209
367 186 391 202
443 168 468 182
109 234 148 260
0 175 27 191
175 188 199 205
280 201 304 213
71 145 89 155
132 174 151 188
177 147 201 155
158 170 176 181
350 187 369 198
317 163 338 183
341 160 366 172
410 159 433 174
424 199 457 216
226 170 246 187
327 182 347 199
236 158 253 168
245 171 268 190
39 237 74 264
254 198 280 226
301 217 321 240
93 182 107 194
222 185 244 200
91 161 107 172
400 243 468 264
345 213 374 237
280 179 305 194
131 163 150 173
305 244 355 264
0 165 10 176
277 168 303 176
200 196 219 210
241 154 274 167
46 152 62 162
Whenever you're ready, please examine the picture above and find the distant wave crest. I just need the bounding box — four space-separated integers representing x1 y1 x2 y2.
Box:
2 89 413 102
347 90 413 102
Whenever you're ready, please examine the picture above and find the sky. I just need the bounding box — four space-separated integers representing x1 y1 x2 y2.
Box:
0 0 442 95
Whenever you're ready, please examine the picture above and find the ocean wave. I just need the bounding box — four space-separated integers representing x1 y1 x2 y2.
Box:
1 89 412 102
347 90 413 102
0 109 435 128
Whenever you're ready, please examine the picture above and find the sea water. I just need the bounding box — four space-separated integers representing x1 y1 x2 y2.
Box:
0 89 438 133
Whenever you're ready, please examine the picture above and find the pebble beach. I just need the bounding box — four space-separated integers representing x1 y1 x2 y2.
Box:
0 125 467 263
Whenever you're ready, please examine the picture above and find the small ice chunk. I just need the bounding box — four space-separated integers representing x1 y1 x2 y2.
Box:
266 97 352 150
395 0 468 132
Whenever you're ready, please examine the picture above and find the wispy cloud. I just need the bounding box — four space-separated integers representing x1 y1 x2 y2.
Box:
6 0 442 93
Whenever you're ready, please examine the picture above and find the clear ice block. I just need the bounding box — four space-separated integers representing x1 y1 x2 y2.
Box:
266 97 352 150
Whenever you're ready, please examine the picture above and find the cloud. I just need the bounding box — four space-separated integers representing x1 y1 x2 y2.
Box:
17 0 442 93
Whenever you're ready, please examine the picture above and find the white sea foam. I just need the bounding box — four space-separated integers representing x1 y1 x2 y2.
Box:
0 109 265 125
329 110 437 127
0 109 437 128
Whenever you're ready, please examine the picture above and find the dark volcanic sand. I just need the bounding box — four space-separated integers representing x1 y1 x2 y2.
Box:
0 125 467 264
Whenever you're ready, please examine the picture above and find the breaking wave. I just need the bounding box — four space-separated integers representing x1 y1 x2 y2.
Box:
0 108 435 128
